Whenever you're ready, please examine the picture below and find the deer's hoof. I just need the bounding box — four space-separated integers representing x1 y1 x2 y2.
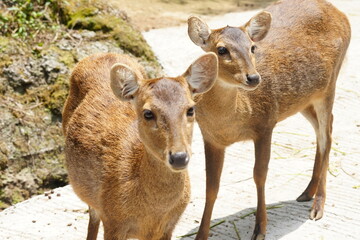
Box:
309 204 324 220
296 192 313 202
251 224 265 240
309 196 325 220
251 233 265 240
310 206 324 220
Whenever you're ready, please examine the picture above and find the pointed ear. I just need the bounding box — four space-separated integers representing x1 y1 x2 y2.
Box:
188 16 211 47
182 53 218 95
110 63 140 101
244 11 272 42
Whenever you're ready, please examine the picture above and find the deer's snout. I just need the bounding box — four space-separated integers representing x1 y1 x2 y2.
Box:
246 73 261 86
169 152 189 170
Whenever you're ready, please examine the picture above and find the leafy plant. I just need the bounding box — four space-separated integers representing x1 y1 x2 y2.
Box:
0 0 60 39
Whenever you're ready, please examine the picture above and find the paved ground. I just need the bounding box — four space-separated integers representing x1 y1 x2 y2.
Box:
1 0 359 239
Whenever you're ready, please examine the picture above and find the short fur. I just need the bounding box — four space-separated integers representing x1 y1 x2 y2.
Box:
188 0 351 239
63 53 218 240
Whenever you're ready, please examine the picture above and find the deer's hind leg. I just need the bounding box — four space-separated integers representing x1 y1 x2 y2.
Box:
87 206 100 240
297 95 334 220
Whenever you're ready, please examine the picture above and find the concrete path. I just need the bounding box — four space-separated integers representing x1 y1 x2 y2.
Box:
1 0 359 239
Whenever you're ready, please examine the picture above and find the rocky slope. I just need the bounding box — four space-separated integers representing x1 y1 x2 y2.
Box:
0 0 161 209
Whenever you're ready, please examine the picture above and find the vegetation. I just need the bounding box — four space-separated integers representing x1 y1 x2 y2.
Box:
0 0 60 39
0 0 161 210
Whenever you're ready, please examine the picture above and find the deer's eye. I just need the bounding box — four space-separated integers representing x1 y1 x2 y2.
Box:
143 110 154 120
186 107 195 117
217 47 228 55
251 45 257 54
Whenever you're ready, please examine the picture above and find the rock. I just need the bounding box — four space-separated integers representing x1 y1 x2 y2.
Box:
40 51 69 84
0 0 162 211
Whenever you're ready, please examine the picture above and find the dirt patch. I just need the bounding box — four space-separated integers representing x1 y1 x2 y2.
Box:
107 0 275 31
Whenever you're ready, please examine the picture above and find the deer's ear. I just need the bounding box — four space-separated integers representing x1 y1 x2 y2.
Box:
182 53 218 95
188 16 211 47
244 11 272 42
110 63 140 101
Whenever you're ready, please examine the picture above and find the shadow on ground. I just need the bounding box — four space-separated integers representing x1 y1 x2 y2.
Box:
179 199 313 240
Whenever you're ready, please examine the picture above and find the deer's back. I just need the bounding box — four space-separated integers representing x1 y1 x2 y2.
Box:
254 0 351 121
63 53 144 208
62 53 146 134
196 0 351 146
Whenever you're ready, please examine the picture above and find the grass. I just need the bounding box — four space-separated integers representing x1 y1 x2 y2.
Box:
239 204 284 219
177 204 283 238
231 221 241 240
177 220 226 238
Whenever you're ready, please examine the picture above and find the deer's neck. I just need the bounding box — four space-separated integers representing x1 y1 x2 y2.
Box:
195 78 260 146
138 148 189 207
197 78 254 118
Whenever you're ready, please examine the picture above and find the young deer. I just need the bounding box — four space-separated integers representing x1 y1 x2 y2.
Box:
62 52 218 240
188 0 351 239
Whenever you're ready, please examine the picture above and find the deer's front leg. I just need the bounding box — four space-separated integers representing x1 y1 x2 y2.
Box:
195 140 225 240
252 130 273 240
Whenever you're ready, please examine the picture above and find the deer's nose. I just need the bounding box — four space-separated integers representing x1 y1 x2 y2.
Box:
169 152 189 170
246 74 260 86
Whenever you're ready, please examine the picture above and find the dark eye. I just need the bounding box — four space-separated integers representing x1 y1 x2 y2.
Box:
186 107 195 117
143 110 154 120
251 45 257 54
217 47 228 55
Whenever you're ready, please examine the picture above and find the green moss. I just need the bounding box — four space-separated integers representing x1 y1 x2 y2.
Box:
67 7 108 31
59 1 157 62
0 188 9 209
0 37 13 72
0 36 9 52
0 201 9 210
44 78 69 116
25 75 69 117
110 17 156 62
54 46 75 67
10 189 25 204
0 54 12 72
41 45 75 67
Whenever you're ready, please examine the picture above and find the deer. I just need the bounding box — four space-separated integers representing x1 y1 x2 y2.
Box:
62 52 218 240
187 0 351 239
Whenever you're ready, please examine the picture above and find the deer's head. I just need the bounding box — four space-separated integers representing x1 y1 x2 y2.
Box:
110 53 218 171
188 11 271 90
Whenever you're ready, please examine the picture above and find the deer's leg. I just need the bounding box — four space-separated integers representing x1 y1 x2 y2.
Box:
159 233 171 240
195 141 225 240
297 105 321 202
103 218 128 240
158 216 178 240
298 98 334 220
87 206 100 240
251 129 273 240
310 98 333 220
251 129 272 240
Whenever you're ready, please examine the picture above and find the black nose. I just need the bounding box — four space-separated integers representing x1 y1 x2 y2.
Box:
246 74 260 86
169 152 189 170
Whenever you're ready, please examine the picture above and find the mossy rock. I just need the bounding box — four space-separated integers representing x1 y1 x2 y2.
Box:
67 7 111 32
0 36 10 53
70 15 156 61
25 75 69 119
59 1 157 62
111 17 156 62
0 0 162 211
0 153 8 170
41 45 76 69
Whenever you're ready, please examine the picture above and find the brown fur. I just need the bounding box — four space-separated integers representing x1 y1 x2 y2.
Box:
188 0 351 239
62 53 218 240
